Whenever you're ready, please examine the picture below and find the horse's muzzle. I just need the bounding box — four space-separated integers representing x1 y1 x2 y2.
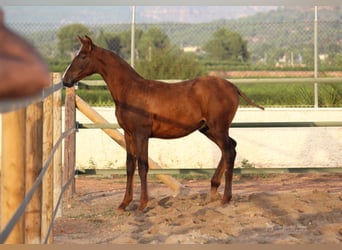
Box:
62 79 75 88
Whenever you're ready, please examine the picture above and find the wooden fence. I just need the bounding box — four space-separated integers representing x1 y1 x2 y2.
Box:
0 73 76 244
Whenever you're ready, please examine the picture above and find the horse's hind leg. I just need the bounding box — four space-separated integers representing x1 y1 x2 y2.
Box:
209 157 225 201
213 137 236 204
222 137 237 204
135 134 149 212
200 129 237 204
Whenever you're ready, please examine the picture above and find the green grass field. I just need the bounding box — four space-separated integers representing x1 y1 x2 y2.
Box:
236 82 342 107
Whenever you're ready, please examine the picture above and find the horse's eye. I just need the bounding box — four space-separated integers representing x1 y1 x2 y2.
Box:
79 53 86 60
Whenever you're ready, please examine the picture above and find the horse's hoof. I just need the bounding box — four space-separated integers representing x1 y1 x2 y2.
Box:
200 192 221 205
221 195 232 205
115 207 125 215
209 192 222 202
137 203 147 213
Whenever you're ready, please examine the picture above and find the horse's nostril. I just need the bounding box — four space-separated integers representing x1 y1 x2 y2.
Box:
62 80 74 88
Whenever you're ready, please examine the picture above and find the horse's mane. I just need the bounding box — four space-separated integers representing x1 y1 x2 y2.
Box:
98 45 144 80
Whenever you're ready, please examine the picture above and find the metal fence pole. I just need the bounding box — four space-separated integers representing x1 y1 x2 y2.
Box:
314 6 319 108
130 5 136 68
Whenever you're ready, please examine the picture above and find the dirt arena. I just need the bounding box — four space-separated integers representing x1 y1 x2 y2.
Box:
53 173 342 244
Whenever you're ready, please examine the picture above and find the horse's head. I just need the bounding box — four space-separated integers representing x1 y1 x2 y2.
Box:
62 35 96 87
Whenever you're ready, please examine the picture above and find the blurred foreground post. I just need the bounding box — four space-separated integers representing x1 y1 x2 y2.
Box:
1 108 26 243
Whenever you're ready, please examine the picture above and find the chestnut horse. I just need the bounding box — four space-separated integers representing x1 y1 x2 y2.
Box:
63 36 264 212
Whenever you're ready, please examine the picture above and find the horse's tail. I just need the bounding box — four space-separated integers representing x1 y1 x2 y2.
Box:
236 87 265 110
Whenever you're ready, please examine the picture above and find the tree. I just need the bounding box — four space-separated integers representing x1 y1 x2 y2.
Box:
331 53 342 67
136 47 204 79
105 29 143 60
135 27 204 79
96 29 108 49
204 28 249 62
57 24 93 57
106 34 122 55
137 27 171 60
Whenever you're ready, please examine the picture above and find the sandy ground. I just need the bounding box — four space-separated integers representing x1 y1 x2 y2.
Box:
53 173 342 244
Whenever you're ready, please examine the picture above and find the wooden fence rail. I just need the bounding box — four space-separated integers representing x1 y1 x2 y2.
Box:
0 73 75 244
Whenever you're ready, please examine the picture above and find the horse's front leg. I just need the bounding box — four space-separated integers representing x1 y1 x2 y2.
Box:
118 134 137 211
136 135 149 212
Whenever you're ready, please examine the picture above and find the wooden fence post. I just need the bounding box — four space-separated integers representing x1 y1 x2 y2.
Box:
25 101 43 243
41 78 54 243
0 108 26 243
52 73 63 218
63 87 76 199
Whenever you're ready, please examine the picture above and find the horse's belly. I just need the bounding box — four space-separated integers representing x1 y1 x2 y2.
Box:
151 120 199 139
151 129 195 139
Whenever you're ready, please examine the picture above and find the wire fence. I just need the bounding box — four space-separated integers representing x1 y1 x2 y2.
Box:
5 7 342 107
6 17 342 69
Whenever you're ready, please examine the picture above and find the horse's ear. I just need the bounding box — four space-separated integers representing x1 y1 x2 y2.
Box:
85 35 93 44
84 35 94 51
78 35 88 45
78 35 93 52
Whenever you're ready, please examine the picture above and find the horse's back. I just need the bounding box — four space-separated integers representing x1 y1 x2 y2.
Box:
157 75 240 116
191 76 239 104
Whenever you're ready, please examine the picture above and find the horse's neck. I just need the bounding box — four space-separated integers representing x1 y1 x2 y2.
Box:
96 48 143 101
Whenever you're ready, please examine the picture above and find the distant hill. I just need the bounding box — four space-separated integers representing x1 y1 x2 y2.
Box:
127 6 342 50
236 6 342 22
136 6 277 23
2 6 277 24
